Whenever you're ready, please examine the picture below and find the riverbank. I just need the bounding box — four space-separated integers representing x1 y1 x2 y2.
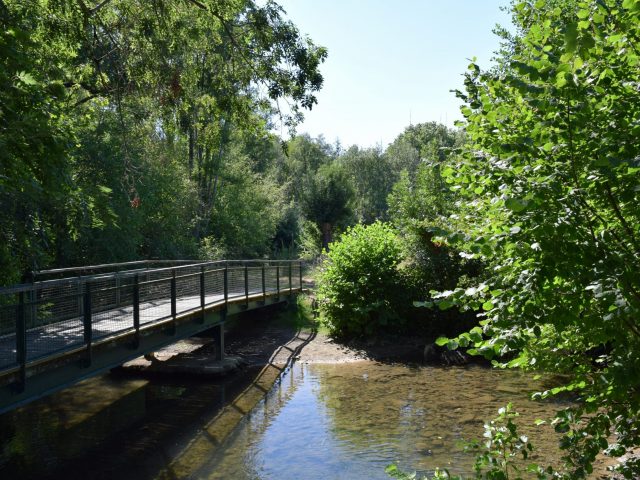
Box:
0 300 620 479
114 299 429 375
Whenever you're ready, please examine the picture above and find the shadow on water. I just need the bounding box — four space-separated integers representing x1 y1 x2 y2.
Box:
0 323 316 480
1 304 584 480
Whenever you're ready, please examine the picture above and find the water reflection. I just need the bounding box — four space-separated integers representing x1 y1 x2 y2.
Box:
1 361 576 479
204 363 571 479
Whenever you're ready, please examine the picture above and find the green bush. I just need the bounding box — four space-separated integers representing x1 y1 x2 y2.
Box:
317 222 406 337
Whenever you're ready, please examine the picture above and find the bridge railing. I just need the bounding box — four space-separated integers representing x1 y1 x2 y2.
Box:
0 260 303 381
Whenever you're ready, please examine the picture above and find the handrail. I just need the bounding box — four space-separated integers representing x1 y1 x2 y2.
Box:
34 258 302 279
0 259 304 295
34 259 203 277
0 259 305 394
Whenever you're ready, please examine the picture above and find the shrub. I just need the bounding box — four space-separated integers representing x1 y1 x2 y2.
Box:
317 222 406 337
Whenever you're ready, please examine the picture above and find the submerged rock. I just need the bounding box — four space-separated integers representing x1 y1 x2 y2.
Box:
423 342 470 365
121 354 246 378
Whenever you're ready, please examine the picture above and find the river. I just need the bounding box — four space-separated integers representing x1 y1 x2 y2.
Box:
2 359 574 479
194 362 569 479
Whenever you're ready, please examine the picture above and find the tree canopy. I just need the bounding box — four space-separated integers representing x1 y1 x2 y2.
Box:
432 0 640 476
0 0 326 283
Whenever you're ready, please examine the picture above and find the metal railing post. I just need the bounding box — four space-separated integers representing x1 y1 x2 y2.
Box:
170 270 177 326
199 264 206 323
244 264 249 307
261 263 266 301
299 260 303 291
276 265 280 297
26 271 37 327
289 262 293 295
77 276 83 316
83 281 92 366
133 274 140 347
16 290 27 390
223 265 228 307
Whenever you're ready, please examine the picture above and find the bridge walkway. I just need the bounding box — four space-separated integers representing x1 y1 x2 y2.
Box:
0 260 303 413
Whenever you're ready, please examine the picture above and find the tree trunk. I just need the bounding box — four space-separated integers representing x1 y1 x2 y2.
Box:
321 222 332 250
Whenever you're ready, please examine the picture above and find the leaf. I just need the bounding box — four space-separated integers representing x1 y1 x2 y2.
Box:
469 326 483 342
413 301 432 309
435 336 449 347
564 23 578 53
505 198 527 213
507 355 527 367
556 71 570 88
16 71 38 86
577 9 590 19
438 299 453 310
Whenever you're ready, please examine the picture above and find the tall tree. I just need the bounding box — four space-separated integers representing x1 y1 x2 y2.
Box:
339 145 395 223
438 0 640 476
0 0 327 283
300 162 354 249
386 122 462 176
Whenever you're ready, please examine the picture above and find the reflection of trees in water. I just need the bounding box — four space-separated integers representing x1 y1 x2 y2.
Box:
311 363 570 474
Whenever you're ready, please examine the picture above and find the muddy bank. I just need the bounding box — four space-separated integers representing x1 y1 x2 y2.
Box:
113 305 471 376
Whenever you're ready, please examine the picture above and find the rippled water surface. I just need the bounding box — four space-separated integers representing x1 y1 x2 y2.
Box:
1 361 574 479
197 363 569 479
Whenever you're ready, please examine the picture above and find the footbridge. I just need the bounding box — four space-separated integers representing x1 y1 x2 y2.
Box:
0 259 303 414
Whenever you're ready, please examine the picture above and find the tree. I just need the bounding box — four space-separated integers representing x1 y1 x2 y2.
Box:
300 162 354 249
386 122 463 177
387 123 473 297
0 0 327 283
339 145 396 223
436 0 640 476
279 134 334 200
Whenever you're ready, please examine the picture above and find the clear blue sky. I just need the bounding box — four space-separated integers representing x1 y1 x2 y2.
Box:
276 0 512 148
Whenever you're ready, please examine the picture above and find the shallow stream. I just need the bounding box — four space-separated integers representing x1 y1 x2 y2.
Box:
197 362 569 479
2 361 573 479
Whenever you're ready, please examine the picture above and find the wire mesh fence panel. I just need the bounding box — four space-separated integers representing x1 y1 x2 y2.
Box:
265 268 278 292
26 295 84 361
175 273 201 315
0 295 18 336
204 269 224 306
0 302 18 369
279 271 291 291
92 284 135 339
35 280 83 328
139 279 172 326
227 268 246 299
89 276 119 313
115 274 136 307
247 267 263 295
176 272 199 299
292 264 302 288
